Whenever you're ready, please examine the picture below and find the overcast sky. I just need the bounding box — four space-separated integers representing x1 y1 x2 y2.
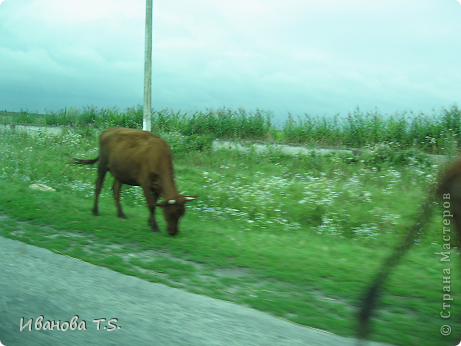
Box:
0 0 460 121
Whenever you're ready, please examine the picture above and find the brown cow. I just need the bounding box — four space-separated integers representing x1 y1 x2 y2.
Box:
72 127 197 235
358 158 461 340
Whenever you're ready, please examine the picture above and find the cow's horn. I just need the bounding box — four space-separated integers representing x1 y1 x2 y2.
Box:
185 196 196 201
168 199 176 204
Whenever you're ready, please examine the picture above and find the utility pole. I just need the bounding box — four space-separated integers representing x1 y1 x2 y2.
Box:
143 0 153 131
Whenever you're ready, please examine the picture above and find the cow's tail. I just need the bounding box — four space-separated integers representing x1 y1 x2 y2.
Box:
358 159 461 341
357 189 437 340
71 157 99 165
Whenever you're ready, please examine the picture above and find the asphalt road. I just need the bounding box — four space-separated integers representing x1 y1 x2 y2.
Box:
0 236 393 346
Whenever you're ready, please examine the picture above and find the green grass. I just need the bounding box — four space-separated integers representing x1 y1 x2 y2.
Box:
0 121 460 345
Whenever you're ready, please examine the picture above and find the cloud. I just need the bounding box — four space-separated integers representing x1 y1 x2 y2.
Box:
0 0 144 110
0 0 460 119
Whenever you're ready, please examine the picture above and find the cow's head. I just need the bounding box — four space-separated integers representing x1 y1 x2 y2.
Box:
156 195 198 235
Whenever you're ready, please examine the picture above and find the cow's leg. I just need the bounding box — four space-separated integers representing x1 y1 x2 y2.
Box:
112 178 126 219
140 184 160 232
92 168 107 216
150 189 160 229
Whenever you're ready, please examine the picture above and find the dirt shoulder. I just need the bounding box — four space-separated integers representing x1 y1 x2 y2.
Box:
0 234 395 346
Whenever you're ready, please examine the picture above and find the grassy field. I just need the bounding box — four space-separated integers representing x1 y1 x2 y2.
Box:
1 108 461 345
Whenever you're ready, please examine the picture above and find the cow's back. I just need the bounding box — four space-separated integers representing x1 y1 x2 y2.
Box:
100 127 167 155
100 127 160 145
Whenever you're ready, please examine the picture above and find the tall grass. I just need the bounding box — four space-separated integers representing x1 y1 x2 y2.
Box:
152 107 273 140
0 106 273 140
1 104 460 154
282 106 461 155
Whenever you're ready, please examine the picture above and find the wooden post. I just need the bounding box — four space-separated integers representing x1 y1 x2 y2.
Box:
143 0 153 131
